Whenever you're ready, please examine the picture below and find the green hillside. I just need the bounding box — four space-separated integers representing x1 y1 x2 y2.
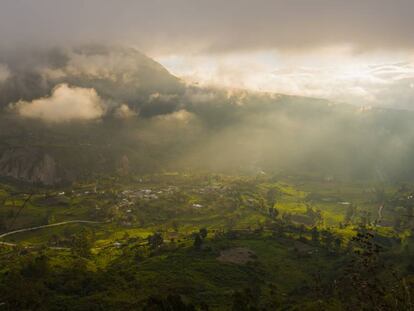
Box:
1 173 413 310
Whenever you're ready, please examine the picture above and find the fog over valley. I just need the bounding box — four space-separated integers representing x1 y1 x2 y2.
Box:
0 2 413 310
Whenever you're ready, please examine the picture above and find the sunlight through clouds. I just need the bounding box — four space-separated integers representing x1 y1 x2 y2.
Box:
157 47 414 109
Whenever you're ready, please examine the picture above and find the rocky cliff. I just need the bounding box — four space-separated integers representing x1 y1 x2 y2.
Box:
0 147 65 185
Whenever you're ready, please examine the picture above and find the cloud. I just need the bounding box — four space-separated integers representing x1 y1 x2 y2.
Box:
155 109 194 123
159 50 414 109
0 1 414 54
1 44 413 115
114 104 137 119
0 46 183 118
12 83 105 122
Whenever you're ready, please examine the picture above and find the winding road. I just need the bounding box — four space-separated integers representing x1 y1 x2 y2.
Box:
0 220 103 240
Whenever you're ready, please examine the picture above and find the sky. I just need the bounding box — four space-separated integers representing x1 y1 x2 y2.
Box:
1 0 414 108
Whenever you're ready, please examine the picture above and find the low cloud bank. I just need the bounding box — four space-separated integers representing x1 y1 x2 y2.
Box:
2 46 414 181
0 46 183 118
12 84 105 122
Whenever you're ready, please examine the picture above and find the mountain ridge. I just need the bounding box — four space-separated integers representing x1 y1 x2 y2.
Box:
1 47 414 184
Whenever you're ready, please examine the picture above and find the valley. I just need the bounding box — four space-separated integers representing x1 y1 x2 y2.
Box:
1 173 413 310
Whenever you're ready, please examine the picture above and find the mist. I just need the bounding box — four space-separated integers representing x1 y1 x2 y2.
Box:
1 46 414 184
1 3 414 310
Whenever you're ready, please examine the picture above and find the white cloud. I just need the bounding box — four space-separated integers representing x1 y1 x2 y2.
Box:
12 83 105 122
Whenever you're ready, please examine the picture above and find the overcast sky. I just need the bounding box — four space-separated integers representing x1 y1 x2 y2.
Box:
1 0 414 107
1 0 414 53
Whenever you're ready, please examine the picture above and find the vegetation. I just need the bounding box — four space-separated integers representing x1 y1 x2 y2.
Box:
0 172 413 310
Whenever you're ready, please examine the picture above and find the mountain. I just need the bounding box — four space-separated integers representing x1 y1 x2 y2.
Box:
0 45 184 112
0 147 61 185
1 46 414 185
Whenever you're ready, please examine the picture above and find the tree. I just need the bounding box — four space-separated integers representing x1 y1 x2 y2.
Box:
1 254 50 310
7 192 33 231
266 188 278 208
359 211 371 227
48 234 60 247
345 204 357 224
306 206 323 225
71 229 93 258
148 232 164 249
143 294 196 311
226 217 237 230
199 228 208 239
269 207 279 219
193 234 203 250
172 221 180 232
231 288 260 311
311 227 320 243
334 237 342 251
282 212 292 223
0 218 6 233
321 229 334 249
337 231 412 310
20 254 49 279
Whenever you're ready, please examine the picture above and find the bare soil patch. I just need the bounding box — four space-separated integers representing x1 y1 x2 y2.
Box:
217 247 256 264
